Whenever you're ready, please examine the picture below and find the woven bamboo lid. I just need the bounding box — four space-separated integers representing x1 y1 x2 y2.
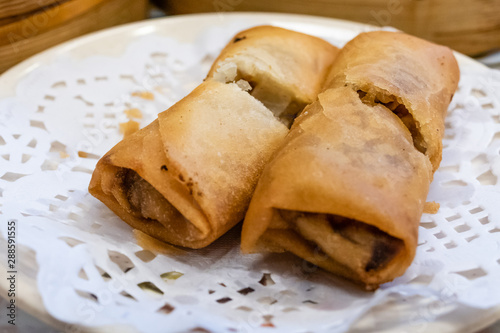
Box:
0 0 148 73
0 0 63 19
157 0 500 56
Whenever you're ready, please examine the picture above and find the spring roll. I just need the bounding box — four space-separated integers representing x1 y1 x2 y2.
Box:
89 26 338 248
323 31 460 170
241 32 459 289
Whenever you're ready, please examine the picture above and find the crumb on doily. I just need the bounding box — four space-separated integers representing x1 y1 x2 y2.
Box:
124 108 143 119
119 120 140 137
59 151 69 159
131 91 155 100
78 151 88 158
424 201 440 214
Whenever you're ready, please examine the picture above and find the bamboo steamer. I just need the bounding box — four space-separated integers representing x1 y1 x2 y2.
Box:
157 0 500 56
0 0 63 20
0 0 148 73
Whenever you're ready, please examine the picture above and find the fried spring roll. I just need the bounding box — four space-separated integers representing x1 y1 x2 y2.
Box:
324 31 459 170
89 26 338 248
241 32 459 289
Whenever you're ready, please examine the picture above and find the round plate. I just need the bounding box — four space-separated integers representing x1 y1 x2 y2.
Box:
0 12 499 333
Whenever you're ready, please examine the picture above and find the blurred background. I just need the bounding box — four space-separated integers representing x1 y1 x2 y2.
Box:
0 0 499 74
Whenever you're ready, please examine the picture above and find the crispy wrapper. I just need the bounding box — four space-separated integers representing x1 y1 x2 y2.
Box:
242 32 459 289
324 31 459 170
89 26 338 248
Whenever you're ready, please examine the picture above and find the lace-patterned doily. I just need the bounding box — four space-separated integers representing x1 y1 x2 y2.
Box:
0 14 499 333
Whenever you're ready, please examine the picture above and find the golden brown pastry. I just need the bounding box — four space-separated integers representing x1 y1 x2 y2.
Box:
89 26 338 248
323 31 460 170
241 31 459 289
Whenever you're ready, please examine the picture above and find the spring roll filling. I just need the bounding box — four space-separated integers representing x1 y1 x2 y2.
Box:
108 168 204 239
278 210 404 273
214 62 307 127
356 89 427 154
123 169 181 223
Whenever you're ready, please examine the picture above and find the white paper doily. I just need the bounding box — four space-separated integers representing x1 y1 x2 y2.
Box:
1 13 500 333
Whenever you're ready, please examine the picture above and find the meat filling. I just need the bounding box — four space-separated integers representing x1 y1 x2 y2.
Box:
279 210 404 273
213 62 306 127
357 89 427 154
248 80 306 127
122 169 182 224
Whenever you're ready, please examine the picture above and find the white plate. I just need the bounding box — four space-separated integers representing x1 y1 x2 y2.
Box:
1 13 500 333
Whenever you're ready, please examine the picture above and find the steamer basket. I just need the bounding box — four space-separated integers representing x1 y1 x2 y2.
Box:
0 0 148 73
156 0 500 56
